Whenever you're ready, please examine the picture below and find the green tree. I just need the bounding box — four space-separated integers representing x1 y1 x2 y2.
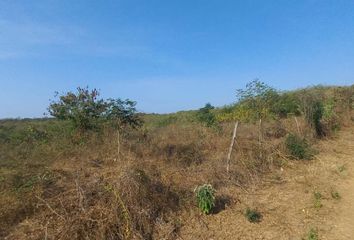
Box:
197 103 217 127
48 87 141 131
236 79 279 121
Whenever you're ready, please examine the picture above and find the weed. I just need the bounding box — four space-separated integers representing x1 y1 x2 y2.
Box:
195 184 216 214
337 165 346 173
285 134 312 160
245 208 262 223
331 191 341 200
314 192 322 200
313 192 323 209
306 228 318 240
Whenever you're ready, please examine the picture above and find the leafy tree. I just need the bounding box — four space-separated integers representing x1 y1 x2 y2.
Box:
105 98 142 127
196 103 217 127
48 87 141 131
236 79 279 121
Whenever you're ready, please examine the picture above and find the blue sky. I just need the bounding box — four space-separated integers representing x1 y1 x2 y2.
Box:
0 0 354 118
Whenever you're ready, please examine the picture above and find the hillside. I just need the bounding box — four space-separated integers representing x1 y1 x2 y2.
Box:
0 84 353 239
179 125 354 239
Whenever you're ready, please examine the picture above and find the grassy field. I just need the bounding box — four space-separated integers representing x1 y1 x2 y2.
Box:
0 84 353 239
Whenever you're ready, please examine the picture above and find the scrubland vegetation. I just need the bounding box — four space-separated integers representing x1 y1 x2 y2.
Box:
0 81 353 239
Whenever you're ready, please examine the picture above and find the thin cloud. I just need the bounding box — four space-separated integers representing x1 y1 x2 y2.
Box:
0 18 84 59
0 19 77 45
0 18 154 60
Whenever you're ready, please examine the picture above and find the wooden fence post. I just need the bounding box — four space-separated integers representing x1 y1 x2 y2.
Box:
294 116 301 136
227 121 239 174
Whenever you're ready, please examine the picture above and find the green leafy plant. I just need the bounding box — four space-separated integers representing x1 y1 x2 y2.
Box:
285 134 312 160
271 92 300 118
312 101 324 137
196 103 218 128
331 190 341 200
301 96 324 137
48 87 141 131
245 208 262 223
337 164 346 173
195 184 216 214
322 99 340 134
306 228 318 240
24 125 49 143
313 191 323 209
235 79 279 122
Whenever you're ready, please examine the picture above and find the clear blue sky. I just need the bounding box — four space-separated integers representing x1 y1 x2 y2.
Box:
1 0 354 118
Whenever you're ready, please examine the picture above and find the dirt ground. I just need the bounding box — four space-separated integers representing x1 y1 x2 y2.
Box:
177 126 354 240
322 128 354 240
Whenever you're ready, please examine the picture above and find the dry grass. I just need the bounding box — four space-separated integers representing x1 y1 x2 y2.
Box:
0 105 353 239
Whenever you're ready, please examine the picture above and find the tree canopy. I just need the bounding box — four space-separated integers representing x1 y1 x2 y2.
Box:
48 87 141 130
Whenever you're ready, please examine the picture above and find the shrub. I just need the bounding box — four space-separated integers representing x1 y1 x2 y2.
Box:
195 184 216 214
245 208 262 223
196 103 218 128
23 126 49 143
312 101 324 137
285 134 312 160
235 79 279 122
322 99 340 135
271 92 300 118
300 96 324 137
48 87 141 131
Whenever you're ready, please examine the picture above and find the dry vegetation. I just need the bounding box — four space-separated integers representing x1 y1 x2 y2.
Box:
0 84 353 239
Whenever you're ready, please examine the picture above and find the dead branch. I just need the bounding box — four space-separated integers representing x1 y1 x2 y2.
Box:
36 196 65 221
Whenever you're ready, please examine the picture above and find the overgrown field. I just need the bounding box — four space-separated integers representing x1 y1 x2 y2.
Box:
0 83 353 239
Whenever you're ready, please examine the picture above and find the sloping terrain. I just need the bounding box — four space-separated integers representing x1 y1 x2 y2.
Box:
2 122 354 240
322 128 354 239
178 126 354 239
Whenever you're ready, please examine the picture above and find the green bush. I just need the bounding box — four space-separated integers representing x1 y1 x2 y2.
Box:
322 99 340 134
235 79 279 121
271 93 300 118
195 184 216 214
48 87 141 131
312 101 324 137
245 208 262 223
196 103 218 128
285 134 312 160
